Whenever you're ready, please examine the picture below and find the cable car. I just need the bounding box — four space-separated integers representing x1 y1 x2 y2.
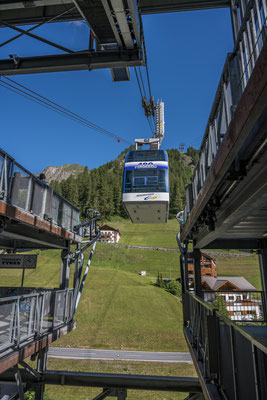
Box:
122 147 169 223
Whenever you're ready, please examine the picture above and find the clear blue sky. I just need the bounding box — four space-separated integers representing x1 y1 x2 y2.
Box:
0 8 233 173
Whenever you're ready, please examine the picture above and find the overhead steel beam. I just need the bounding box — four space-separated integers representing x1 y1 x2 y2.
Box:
71 0 116 45
0 0 230 15
101 0 142 81
0 370 202 393
0 19 74 53
202 238 267 249
0 49 144 75
139 0 230 14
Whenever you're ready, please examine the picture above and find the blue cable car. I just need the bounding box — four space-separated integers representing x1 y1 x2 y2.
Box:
122 149 169 223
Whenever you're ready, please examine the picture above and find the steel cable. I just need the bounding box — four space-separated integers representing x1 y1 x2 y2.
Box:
0 77 131 144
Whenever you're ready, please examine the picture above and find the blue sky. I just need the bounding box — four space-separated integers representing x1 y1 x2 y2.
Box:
0 8 233 173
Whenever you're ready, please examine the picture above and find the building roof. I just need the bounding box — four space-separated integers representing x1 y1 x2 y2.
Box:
202 276 256 291
99 224 120 233
201 252 216 262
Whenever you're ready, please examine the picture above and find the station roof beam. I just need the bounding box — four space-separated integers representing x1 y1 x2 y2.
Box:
139 0 230 14
0 49 143 75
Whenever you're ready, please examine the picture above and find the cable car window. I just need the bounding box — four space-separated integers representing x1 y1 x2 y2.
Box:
124 169 167 193
127 150 166 162
134 177 145 186
146 176 158 186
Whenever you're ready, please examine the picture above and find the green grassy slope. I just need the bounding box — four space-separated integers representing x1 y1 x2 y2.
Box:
92 244 179 279
215 255 261 289
106 217 179 248
57 266 186 351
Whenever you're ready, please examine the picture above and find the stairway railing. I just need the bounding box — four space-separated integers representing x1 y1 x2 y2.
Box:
0 288 73 354
184 291 267 399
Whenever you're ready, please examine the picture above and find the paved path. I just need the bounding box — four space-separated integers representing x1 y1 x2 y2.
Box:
48 348 192 364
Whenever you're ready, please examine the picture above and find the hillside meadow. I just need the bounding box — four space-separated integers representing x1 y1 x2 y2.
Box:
106 217 179 249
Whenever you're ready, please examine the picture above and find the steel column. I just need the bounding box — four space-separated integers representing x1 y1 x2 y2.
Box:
35 347 48 400
193 249 203 298
258 246 267 321
60 247 71 290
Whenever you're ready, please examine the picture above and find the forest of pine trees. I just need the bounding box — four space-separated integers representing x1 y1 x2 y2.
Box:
50 147 199 219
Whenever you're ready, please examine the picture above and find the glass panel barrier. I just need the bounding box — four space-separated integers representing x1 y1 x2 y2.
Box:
31 181 45 218
54 291 66 326
0 300 15 352
41 292 55 332
62 203 72 230
10 166 31 210
0 148 81 234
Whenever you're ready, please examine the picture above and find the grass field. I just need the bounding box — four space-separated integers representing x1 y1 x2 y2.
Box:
41 359 197 400
106 217 179 249
92 244 180 279
56 266 186 351
215 254 261 289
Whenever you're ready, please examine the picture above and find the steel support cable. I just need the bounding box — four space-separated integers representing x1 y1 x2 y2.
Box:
2 76 125 139
138 67 147 99
140 17 153 102
134 66 153 134
0 80 119 139
0 78 131 144
148 116 154 134
134 66 144 98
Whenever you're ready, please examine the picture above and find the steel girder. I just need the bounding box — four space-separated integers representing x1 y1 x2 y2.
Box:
0 0 230 79
0 369 202 393
0 0 143 80
0 49 144 75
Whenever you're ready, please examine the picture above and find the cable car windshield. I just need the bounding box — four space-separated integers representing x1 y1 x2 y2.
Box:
124 169 168 193
126 150 166 162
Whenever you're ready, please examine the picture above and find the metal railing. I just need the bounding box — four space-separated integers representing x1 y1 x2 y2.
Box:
183 0 266 223
0 148 80 232
0 288 73 354
203 290 265 322
184 292 267 400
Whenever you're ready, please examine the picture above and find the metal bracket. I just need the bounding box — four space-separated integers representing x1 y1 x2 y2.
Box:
19 361 41 381
93 388 127 400
14 365 24 400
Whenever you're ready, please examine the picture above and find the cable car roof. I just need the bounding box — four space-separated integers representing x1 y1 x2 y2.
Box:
126 150 167 162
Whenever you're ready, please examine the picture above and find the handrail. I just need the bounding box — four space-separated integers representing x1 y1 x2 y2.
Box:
182 4 267 226
0 147 80 233
0 288 74 354
187 292 267 355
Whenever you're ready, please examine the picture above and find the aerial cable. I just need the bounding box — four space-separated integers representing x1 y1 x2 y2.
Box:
0 81 119 138
0 77 131 145
138 67 147 99
3 76 118 136
0 80 129 142
0 79 120 139
134 67 144 98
